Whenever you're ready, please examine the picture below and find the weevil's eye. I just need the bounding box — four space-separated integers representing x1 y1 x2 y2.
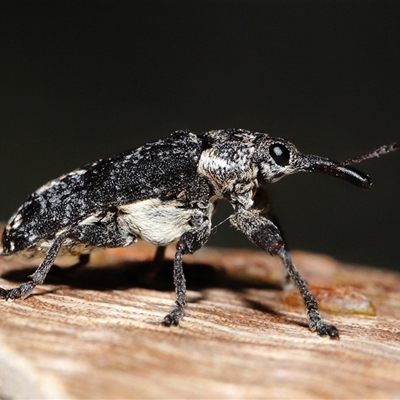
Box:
269 144 290 166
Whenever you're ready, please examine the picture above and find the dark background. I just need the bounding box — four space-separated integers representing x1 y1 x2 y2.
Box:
1 1 399 269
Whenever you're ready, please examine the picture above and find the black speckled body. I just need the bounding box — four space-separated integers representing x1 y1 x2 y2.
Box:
1 128 397 338
2 130 210 255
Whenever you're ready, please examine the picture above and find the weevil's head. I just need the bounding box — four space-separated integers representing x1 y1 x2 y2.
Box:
256 136 372 189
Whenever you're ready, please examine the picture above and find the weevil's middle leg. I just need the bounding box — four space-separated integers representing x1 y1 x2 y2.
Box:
162 242 186 326
162 224 210 327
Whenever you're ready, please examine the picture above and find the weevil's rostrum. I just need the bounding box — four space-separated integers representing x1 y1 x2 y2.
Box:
1 129 398 338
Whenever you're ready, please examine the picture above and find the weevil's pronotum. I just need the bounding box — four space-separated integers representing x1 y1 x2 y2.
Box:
0 129 398 338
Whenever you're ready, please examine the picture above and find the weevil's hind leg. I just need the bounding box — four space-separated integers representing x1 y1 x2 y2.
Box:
0 229 72 300
230 208 339 339
0 216 137 301
162 225 210 327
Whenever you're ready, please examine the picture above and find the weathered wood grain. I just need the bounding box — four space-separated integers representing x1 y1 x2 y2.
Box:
0 240 399 399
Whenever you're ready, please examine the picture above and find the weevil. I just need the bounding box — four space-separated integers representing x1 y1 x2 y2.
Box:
0 129 398 338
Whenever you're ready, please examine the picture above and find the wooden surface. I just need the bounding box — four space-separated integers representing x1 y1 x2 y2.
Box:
0 240 399 399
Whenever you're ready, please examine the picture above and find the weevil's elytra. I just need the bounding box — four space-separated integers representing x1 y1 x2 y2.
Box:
0 129 398 338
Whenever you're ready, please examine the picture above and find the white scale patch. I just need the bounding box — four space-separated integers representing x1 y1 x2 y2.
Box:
117 198 211 247
9 198 213 260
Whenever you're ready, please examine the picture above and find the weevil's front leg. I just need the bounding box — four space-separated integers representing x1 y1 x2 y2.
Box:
230 208 339 339
162 224 211 326
253 187 291 285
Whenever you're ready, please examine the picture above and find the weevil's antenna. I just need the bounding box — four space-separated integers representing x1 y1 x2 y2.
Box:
340 141 400 166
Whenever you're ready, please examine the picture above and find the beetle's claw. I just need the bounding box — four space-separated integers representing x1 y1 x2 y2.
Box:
0 281 36 301
316 322 340 339
162 306 183 327
0 287 21 300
